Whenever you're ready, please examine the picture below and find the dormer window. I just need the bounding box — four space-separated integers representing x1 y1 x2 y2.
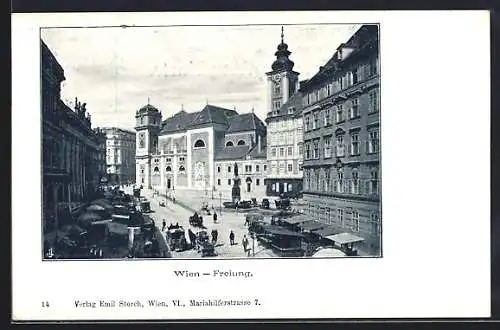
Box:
237 140 245 146
288 107 295 114
226 141 234 147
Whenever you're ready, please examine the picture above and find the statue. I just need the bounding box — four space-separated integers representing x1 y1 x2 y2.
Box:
231 162 241 203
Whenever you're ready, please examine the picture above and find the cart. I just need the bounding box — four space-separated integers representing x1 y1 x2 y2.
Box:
166 227 188 252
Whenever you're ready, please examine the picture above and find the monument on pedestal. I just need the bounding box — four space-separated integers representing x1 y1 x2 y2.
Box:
231 162 241 203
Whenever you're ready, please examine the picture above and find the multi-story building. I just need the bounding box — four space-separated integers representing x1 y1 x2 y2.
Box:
300 25 381 256
93 128 108 184
41 40 104 234
135 104 267 199
264 28 304 197
99 127 136 185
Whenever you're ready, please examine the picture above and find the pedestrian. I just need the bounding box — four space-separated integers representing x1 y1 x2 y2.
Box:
162 220 166 232
213 211 218 223
229 230 235 246
242 235 249 252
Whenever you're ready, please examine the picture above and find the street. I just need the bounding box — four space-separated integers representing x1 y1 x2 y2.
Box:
123 186 277 258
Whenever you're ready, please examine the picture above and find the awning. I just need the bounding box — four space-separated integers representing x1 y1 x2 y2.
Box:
325 232 365 244
299 220 327 232
313 226 341 237
263 226 305 237
281 215 310 224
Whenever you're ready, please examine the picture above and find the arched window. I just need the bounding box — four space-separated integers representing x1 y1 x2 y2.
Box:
226 141 234 147
179 165 185 172
153 166 159 173
194 139 205 148
165 166 172 172
237 140 245 146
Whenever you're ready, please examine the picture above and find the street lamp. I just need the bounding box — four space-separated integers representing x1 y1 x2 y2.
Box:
219 191 222 215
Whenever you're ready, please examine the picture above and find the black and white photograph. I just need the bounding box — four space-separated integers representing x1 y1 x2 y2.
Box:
41 23 381 260
13 11 491 321
41 24 382 259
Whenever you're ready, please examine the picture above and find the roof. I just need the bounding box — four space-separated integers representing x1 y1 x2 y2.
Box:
247 138 267 159
160 110 199 134
325 232 365 244
160 105 238 134
227 112 266 133
189 104 237 128
214 145 251 161
266 91 303 121
300 24 379 90
137 104 160 114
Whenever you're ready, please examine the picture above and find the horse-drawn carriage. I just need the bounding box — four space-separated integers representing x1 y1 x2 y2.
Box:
195 230 216 257
166 226 188 252
189 212 204 227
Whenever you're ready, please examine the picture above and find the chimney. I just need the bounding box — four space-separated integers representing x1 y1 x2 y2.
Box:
257 135 262 153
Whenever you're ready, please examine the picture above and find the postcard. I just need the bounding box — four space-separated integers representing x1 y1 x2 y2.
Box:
12 10 491 321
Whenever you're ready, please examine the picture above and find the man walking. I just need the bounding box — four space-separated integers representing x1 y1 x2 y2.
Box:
213 211 218 223
242 235 249 252
229 230 235 246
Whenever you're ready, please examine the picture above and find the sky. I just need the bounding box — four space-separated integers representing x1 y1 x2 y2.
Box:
41 24 361 130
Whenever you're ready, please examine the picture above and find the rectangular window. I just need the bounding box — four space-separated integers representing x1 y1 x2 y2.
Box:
352 211 360 232
279 148 284 157
274 100 281 110
326 83 332 96
324 136 332 158
166 158 172 162
217 166 221 173
337 170 344 193
179 157 185 162
256 179 260 186
336 136 345 157
313 112 319 129
298 162 303 171
369 57 378 76
351 170 360 194
350 98 359 118
287 146 293 156
228 179 231 185
217 179 221 185
274 83 281 95
370 168 379 195
263 165 267 171
338 209 344 227
271 148 277 157
336 105 344 123
305 115 311 131
369 90 379 113
298 143 303 156
287 164 293 172
371 213 379 235
305 143 311 160
324 109 331 127
368 131 379 154
313 140 319 159
256 165 260 172
228 166 232 173
352 69 358 84
351 134 360 155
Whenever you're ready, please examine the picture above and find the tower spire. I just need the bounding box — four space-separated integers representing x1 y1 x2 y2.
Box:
281 26 284 44
147 97 150 105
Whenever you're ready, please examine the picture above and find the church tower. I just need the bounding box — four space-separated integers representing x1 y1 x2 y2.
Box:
134 103 162 188
265 27 300 116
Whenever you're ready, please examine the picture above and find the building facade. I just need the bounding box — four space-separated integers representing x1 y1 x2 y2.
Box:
99 127 136 185
42 40 105 233
264 28 304 197
300 25 381 255
135 104 267 199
